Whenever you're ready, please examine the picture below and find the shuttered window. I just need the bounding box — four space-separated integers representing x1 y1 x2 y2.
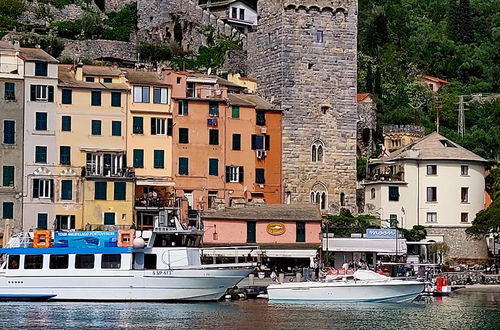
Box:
209 129 219 145
154 150 164 169
59 146 71 165
62 89 72 104
91 91 101 106
37 213 48 230
35 146 47 163
35 112 47 131
2 166 14 186
153 87 168 104
114 182 126 200
133 117 143 134
3 120 15 144
178 158 189 175
95 182 107 200
61 116 71 131
388 186 399 201
296 221 306 242
209 158 219 176
35 62 48 76
167 118 173 136
61 180 72 200
2 202 13 219
112 121 121 136
111 92 121 107
179 128 189 144
133 149 144 168
209 102 219 117
255 168 265 184
4 82 15 100
178 100 188 115
91 120 101 135
232 134 241 150
232 106 240 119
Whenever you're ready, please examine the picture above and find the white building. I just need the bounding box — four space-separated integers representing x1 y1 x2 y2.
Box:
199 0 257 33
21 49 59 230
363 132 489 262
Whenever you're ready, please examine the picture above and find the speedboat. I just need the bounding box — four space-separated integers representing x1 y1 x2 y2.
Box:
0 209 254 301
267 270 424 303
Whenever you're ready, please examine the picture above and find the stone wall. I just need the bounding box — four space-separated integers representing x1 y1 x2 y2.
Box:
105 0 136 12
426 227 489 263
248 0 358 214
357 98 376 158
60 39 137 62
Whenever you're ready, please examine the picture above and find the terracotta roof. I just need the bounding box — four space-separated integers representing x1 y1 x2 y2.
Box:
18 47 58 63
357 93 371 102
124 69 170 86
375 132 488 163
58 65 128 90
83 66 123 77
228 93 277 110
201 204 322 221
421 75 448 84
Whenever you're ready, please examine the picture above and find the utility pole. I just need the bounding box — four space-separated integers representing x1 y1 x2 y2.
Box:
456 95 469 138
434 94 442 134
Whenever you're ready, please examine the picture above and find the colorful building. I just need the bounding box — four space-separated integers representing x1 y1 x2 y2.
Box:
57 64 133 230
0 42 25 245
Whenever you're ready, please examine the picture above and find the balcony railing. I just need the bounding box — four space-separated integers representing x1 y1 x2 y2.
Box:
366 172 405 182
82 166 135 178
135 195 176 208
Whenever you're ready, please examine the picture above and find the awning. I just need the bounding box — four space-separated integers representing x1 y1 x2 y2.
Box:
136 180 175 187
202 248 316 259
80 147 125 152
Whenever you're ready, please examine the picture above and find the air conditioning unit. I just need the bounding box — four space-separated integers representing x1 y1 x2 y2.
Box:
261 127 267 134
256 150 267 159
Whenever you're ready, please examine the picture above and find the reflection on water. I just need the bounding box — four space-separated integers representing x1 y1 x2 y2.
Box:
0 292 499 330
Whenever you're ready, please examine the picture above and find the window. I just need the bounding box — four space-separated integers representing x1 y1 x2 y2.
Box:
35 146 47 163
388 186 399 201
209 158 219 176
3 120 15 144
255 168 265 184
247 221 256 243
55 215 75 231
256 111 266 126
11 254 25 271
232 106 240 119
316 30 324 43
310 185 328 210
176 77 182 84
133 117 144 134
2 202 13 219
461 165 469 176
85 77 95 82
134 86 150 103
178 100 189 115
95 182 107 200
35 62 48 76
61 116 71 131
8 255 20 269
389 214 398 228
75 255 95 269
167 118 173 136
144 254 157 269
4 82 15 100
104 212 115 225
114 182 126 200
154 150 164 169
37 213 48 229
30 85 54 102
24 255 43 269
111 92 121 107
91 120 101 135
296 221 306 242
208 191 218 209
232 134 241 150
427 187 437 202
151 118 166 135
101 254 121 269
2 166 14 186
35 112 47 131
209 102 219 117
62 89 72 104
112 121 121 136
226 166 243 183
61 180 72 200
133 149 144 168
232 7 237 18
239 8 245 20
427 165 437 175
50 255 69 269
178 157 189 175
251 135 265 150
32 179 53 199
209 129 219 145
340 192 346 206
461 213 469 223
311 141 324 162
60 146 71 165
426 212 437 223
440 139 456 148
91 91 101 106
370 188 375 199
103 77 112 83
179 128 189 144
153 87 168 104
461 187 469 203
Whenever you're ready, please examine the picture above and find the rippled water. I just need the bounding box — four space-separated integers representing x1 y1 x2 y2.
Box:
1 292 499 329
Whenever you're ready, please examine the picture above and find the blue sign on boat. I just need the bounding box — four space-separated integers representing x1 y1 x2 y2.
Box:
365 229 402 239
54 231 118 248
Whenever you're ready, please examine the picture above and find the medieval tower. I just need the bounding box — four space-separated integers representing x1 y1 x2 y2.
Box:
249 0 358 214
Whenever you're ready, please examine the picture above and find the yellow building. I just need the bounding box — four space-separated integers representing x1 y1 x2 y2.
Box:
383 125 425 151
227 73 257 93
57 64 134 229
124 69 175 229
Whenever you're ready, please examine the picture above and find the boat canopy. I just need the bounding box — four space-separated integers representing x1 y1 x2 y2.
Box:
353 270 390 281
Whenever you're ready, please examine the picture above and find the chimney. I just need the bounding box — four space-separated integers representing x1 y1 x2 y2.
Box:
75 61 84 81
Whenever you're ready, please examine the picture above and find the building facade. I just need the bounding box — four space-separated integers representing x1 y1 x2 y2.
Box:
383 125 425 152
0 42 25 245
199 0 258 33
249 0 358 214
364 132 489 262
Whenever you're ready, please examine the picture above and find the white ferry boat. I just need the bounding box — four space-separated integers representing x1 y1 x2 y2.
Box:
0 212 254 301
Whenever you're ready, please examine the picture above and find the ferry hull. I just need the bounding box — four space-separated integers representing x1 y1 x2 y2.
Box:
267 281 424 303
0 268 252 301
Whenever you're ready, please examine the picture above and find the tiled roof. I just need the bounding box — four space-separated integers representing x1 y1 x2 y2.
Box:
124 69 170 86
201 204 322 221
19 47 58 63
421 75 449 84
228 93 276 110
375 132 488 163
83 66 123 77
58 65 128 90
357 93 371 102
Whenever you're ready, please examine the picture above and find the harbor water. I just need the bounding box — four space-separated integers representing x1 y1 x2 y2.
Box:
0 291 499 329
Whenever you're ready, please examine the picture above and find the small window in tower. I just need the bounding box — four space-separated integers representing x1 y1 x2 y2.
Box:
316 31 324 43
308 63 314 70
321 106 330 114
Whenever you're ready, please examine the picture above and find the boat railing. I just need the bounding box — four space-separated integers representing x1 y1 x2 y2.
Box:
201 245 263 263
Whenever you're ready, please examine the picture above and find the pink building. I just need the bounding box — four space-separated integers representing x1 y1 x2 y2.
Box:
418 75 449 92
202 204 322 270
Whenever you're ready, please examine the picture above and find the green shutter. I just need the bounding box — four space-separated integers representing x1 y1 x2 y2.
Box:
2 202 14 219
167 118 173 136
35 146 47 163
62 116 71 131
61 180 72 200
209 129 219 145
133 117 143 134
95 182 107 200
232 106 240 119
179 158 188 175
2 166 14 186
104 212 115 225
256 168 265 184
296 221 306 242
37 214 48 229
112 121 121 136
5 82 15 100
209 158 219 176
247 221 256 243
133 149 144 168
114 182 126 200
111 92 121 107
60 146 71 165
232 134 241 150
91 91 101 106
62 89 72 104
3 120 15 144
91 120 101 135
179 128 189 144
154 150 164 169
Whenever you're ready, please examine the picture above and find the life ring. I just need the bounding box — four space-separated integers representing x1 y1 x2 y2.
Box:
33 230 52 248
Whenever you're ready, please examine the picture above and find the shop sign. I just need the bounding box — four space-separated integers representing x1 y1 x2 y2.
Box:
365 228 402 239
267 222 286 236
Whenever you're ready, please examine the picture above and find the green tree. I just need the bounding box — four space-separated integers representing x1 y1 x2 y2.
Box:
324 211 379 238
0 0 24 18
458 0 474 44
447 0 460 42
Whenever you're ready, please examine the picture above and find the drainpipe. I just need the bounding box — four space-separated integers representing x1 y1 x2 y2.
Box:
417 160 420 226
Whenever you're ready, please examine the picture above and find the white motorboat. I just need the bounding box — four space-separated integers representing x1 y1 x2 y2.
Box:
0 210 254 301
267 270 424 303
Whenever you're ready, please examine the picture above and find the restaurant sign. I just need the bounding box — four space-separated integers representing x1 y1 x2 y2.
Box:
365 229 402 239
267 222 286 236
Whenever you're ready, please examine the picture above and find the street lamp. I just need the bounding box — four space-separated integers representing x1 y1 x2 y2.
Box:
492 228 499 274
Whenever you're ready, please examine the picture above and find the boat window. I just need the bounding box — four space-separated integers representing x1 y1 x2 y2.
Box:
8 255 20 269
152 234 184 247
24 255 43 269
101 254 121 269
144 254 157 270
75 254 95 269
49 255 69 269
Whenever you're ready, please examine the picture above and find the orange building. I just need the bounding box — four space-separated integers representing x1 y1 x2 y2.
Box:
165 71 282 212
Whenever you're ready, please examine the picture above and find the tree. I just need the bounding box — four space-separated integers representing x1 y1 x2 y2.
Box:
401 225 427 242
323 211 379 238
366 64 374 93
458 0 474 44
446 0 460 42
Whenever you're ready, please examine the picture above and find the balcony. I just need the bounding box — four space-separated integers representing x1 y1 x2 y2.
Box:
82 165 135 179
186 87 224 99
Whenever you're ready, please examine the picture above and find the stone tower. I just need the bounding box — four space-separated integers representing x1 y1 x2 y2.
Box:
249 0 358 214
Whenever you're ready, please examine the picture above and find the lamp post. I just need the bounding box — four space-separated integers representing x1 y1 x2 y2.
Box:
493 229 499 274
